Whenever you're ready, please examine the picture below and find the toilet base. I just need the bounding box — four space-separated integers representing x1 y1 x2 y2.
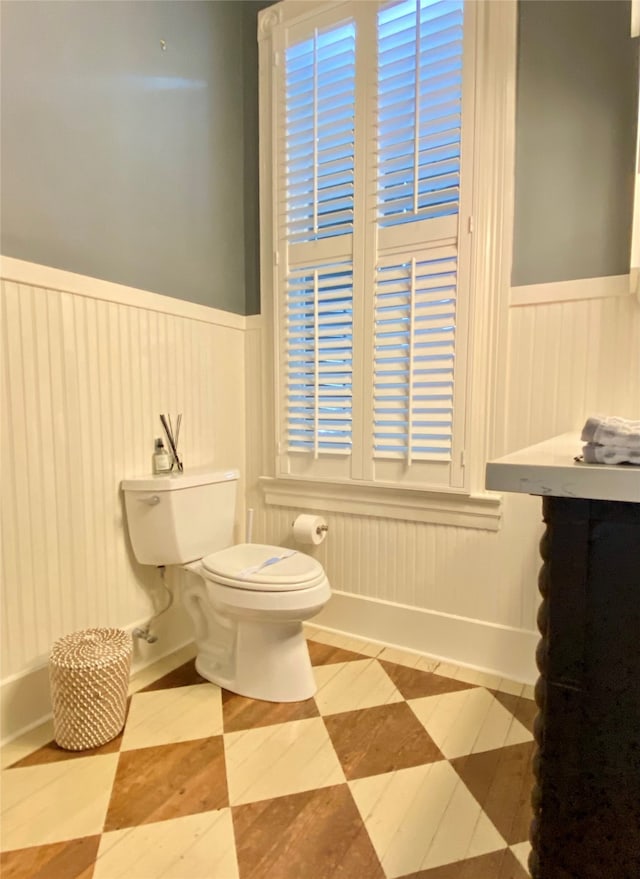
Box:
195 618 317 703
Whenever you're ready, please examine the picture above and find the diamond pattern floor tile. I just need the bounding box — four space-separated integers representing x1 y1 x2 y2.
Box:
380 660 477 700
224 717 344 806
221 688 319 733
395 847 530 879
7 730 124 768
121 684 223 750
94 809 238 879
491 689 537 734
451 742 535 844
138 658 206 693
104 737 228 831
0 640 534 878
510 841 532 873
233 784 385 879
1 755 119 851
313 658 404 715
307 640 369 666
324 702 443 779
349 761 506 878
409 686 533 759
0 836 100 879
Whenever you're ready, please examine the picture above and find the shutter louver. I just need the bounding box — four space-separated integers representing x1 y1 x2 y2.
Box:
377 0 463 226
373 249 455 461
285 262 353 455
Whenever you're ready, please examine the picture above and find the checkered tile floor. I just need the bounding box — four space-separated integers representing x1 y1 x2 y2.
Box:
0 629 535 878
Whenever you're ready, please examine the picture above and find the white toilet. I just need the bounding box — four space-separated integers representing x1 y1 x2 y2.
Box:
121 468 330 702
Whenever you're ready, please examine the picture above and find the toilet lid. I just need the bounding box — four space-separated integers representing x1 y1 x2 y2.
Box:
201 543 326 592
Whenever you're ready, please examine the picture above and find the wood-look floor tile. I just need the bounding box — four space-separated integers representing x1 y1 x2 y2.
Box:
104 736 228 831
491 690 537 734
396 847 529 878
7 734 123 769
313 659 403 715
95 809 238 879
379 660 478 700
222 689 319 733
139 659 207 693
350 761 505 876
324 702 443 779
451 742 535 845
233 784 385 879
0 836 100 879
307 640 367 666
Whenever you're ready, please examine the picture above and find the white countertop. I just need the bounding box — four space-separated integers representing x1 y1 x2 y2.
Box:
486 433 640 503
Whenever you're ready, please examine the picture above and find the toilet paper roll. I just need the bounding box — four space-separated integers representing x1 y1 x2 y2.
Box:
293 514 328 546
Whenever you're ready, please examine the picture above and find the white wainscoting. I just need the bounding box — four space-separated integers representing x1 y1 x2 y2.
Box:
0 259 247 742
2 266 638 740
246 278 640 681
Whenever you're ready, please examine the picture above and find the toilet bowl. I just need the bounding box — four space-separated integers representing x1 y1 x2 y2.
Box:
183 544 330 701
121 469 331 702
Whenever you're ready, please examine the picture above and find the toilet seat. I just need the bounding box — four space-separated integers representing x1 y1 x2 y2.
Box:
201 543 325 591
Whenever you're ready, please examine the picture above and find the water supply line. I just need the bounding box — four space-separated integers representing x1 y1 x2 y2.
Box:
133 566 174 643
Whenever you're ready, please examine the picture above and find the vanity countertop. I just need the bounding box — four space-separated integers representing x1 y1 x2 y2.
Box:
486 433 640 503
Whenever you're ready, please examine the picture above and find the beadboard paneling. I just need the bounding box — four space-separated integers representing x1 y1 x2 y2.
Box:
506 293 640 454
0 277 246 684
247 285 640 659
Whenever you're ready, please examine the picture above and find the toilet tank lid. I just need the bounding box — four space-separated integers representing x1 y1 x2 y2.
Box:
121 467 239 492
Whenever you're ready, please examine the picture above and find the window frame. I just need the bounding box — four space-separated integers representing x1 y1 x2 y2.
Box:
257 0 517 530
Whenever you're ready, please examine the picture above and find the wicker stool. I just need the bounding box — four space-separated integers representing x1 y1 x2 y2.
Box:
49 627 132 751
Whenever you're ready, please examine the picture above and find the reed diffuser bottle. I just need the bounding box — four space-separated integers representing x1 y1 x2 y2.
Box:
152 437 172 474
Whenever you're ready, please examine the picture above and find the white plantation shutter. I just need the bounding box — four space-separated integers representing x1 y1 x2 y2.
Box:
285 262 353 455
276 12 357 478
285 23 356 243
372 0 467 482
271 0 473 489
377 0 463 226
373 248 456 461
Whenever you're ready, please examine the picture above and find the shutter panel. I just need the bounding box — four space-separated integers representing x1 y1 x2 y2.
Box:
373 248 456 461
373 0 464 468
278 15 356 470
377 0 463 226
284 22 356 244
285 262 353 455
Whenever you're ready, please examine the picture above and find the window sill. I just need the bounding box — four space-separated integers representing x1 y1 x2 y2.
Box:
259 476 503 531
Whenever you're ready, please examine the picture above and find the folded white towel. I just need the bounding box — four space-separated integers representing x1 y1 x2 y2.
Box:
581 415 640 450
582 443 640 465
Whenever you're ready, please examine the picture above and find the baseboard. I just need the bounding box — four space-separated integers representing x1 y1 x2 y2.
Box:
315 590 538 684
0 604 194 746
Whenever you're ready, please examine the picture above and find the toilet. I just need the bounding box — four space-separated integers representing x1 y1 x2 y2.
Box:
121 468 331 702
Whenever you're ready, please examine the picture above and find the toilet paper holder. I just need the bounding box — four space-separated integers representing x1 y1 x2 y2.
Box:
292 514 329 545
290 519 328 535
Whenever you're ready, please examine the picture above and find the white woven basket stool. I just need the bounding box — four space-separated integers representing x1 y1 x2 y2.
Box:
49 627 132 751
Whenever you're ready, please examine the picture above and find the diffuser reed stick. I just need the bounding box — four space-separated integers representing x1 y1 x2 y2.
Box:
160 413 183 471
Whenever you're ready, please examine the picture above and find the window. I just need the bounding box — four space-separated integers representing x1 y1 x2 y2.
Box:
258 0 515 517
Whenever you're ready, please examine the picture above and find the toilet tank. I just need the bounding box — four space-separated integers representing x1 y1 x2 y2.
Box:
121 468 239 566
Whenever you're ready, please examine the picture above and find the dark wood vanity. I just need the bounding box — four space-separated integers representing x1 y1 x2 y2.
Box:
487 435 640 879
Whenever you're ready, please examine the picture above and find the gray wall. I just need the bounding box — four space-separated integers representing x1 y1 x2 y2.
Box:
1 1 637 308
513 0 638 286
1 0 264 315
